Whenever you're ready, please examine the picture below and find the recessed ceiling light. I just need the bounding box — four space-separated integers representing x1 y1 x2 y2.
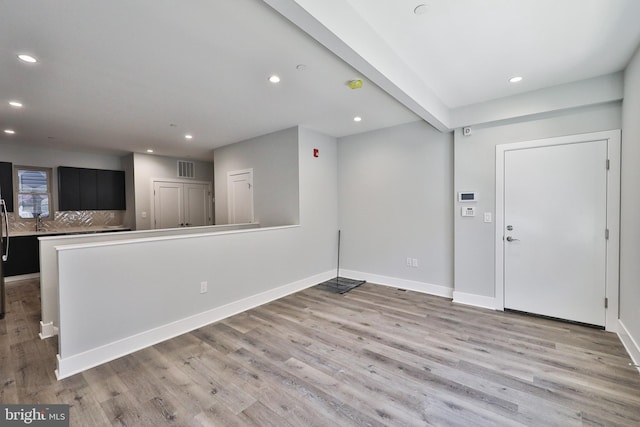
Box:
185 134 193 140
414 4 428 15
353 116 362 122
4 129 16 134
509 76 523 83
17 54 37 63
9 101 23 108
268 75 281 84
146 149 154 153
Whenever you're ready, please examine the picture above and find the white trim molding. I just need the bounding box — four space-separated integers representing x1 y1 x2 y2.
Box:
495 130 621 332
5 273 40 283
618 320 640 374
339 269 453 299
452 291 497 311
56 269 334 380
39 321 59 339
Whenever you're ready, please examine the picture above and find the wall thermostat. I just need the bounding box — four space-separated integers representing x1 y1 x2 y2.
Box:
458 191 478 202
461 207 476 217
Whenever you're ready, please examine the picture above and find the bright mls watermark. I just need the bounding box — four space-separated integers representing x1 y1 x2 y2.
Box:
0 405 69 426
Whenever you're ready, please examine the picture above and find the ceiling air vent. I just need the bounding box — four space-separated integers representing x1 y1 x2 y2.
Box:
177 160 195 178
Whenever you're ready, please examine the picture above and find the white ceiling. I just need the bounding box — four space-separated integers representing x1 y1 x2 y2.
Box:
0 0 418 159
2 0 640 160
342 0 640 108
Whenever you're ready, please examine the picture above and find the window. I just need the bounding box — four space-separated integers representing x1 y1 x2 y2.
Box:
14 166 52 219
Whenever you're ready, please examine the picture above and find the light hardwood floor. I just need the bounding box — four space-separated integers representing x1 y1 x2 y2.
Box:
1 278 639 426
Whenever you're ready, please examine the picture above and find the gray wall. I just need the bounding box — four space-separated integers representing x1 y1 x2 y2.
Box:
0 142 124 212
133 153 214 230
214 127 299 227
453 102 622 298
121 154 136 229
338 120 454 288
620 44 640 347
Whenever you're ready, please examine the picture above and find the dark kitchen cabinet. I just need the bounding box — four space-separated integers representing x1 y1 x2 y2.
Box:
0 161 14 212
58 167 125 211
58 167 80 210
97 169 125 210
3 235 39 276
79 168 97 210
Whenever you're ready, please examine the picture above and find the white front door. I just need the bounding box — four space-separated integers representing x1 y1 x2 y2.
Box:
184 183 208 227
153 181 184 228
227 169 254 224
503 140 608 326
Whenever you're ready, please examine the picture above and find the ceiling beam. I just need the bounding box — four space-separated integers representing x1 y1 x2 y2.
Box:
263 0 452 132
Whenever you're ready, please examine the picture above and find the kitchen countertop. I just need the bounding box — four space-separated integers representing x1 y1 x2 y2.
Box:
10 226 130 237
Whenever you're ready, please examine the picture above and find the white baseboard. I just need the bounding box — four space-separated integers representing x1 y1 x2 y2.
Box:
452 291 497 311
618 319 640 374
5 273 40 283
39 321 59 339
55 270 334 380
339 269 453 299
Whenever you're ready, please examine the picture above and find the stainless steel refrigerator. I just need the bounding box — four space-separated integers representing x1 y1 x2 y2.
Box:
0 186 9 319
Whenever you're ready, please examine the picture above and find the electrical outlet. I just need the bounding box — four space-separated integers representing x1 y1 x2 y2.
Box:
200 281 208 294
412 258 419 268
406 257 412 267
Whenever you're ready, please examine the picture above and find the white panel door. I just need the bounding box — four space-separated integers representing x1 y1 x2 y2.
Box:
184 183 208 227
503 140 607 326
227 170 253 224
153 182 183 229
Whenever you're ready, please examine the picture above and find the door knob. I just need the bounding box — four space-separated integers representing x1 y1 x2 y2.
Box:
506 236 520 242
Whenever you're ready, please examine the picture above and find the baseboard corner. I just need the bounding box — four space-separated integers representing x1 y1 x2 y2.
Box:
452 291 497 311
39 321 59 339
617 319 640 373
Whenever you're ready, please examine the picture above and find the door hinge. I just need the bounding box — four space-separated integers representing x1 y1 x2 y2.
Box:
605 297 608 309
605 229 610 240
606 159 610 170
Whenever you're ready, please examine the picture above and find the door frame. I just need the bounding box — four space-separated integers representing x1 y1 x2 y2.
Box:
495 130 620 331
150 178 212 229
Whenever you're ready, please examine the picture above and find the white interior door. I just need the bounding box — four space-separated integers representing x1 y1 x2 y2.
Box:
184 183 209 227
227 169 253 224
153 181 183 229
503 140 608 326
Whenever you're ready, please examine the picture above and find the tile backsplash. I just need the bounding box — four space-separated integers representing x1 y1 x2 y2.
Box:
7 210 124 233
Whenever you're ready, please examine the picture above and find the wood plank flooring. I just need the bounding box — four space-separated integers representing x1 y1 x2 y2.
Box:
1 278 639 426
